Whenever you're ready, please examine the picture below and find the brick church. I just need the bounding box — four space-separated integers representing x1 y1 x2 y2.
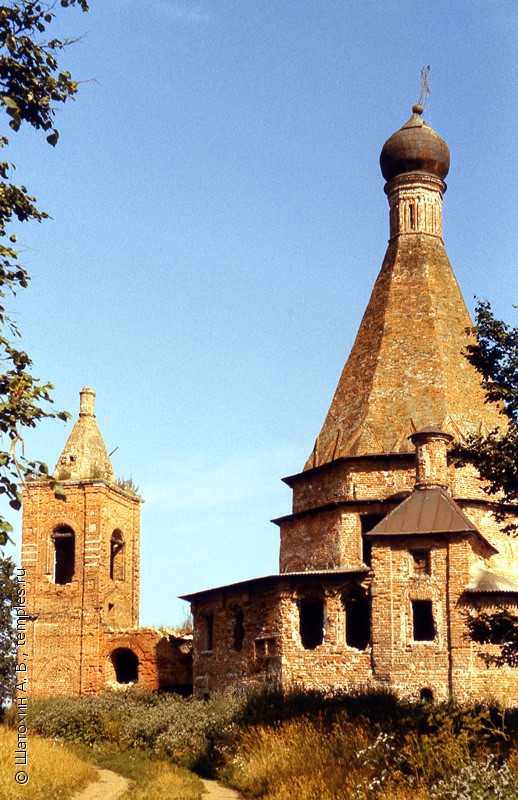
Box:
21 104 518 702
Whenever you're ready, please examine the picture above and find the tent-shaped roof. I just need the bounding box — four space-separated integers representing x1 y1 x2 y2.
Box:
365 487 495 551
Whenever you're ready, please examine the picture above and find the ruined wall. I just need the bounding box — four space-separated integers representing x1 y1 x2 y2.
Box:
21 479 141 696
102 628 192 693
190 583 284 697
369 533 518 702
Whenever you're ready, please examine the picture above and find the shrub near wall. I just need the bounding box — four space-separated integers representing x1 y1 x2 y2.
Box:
21 687 518 797
25 689 244 774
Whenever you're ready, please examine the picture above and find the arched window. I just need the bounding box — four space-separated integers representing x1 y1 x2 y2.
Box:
110 648 138 684
110 529 125 581
52 525 75 585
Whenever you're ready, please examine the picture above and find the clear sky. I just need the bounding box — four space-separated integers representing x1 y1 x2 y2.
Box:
5 0 518 626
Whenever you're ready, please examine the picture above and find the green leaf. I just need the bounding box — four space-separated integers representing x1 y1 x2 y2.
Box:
1 97 19 111
46 130 59 147
51 482 67 501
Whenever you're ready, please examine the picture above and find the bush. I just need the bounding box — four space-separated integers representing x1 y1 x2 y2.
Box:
430 755 518 800
22 687 518 795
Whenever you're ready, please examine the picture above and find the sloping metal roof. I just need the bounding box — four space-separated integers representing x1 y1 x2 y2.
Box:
465 569 518 594
365 487 478 536
179 567 368 602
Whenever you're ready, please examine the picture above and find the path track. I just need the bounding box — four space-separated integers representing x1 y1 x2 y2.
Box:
71 768 244 800
201 778 244 799
71 768 130 800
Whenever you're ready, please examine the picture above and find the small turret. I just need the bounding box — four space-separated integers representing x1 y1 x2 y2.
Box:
409 427 453 491
53 387 115 482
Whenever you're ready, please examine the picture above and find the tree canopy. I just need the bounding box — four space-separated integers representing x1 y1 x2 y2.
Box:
461 299 518 518
461 300 518 668
0 0 89 704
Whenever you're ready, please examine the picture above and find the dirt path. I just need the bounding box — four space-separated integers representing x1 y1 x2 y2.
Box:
71 768 130 800
72 769 243 800
201 778 244 799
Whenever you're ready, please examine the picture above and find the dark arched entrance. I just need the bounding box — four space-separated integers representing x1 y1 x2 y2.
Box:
111 648 138 684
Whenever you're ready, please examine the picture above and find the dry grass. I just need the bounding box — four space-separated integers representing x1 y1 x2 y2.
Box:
0 725 97 800
225 716 376 800
122 761 203 800
223 713 518 800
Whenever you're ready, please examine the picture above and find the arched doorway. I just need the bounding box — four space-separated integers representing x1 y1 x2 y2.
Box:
110 648 138 684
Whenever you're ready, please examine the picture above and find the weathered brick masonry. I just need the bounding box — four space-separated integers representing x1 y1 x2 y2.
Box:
184 105 518 702
21 388 191 697
22 105 518 702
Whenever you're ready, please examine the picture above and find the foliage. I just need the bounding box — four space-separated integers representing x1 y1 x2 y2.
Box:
466 606 518 668
21 686 518 798
26 688 245 776
0 725 96 800
455 300 518 668
0 556 15 705
430 754 518 800
459 299 518 516
116 475 140 496
0 0 88 711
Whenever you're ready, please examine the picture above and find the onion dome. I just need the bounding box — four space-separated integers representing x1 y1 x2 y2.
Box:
380 104 450 183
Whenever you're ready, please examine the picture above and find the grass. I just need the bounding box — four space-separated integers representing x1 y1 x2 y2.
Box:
222 704 518 800
69 743 205 800
17 686 518 799
0 726 97 800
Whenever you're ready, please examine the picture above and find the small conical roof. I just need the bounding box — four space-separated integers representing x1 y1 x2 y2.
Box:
53 387 115 482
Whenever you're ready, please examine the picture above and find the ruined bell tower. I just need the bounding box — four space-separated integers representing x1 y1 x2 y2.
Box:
21 387 142 695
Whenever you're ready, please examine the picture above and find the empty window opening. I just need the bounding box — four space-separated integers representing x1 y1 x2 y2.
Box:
204 614 214 651
255 637 277 659
111 648 138 684
412 600 435 641
110 529 125 581
411 549 431 576
360 514 384 567
420 687 434 702
409 203 415 230
52 525 75 585
345 597 371 650
232 608 245 651
299 598 325 650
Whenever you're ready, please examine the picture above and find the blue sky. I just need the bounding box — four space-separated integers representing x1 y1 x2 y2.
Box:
6 0 518 625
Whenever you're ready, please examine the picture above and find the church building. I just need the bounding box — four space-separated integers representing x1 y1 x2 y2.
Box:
182 104 518 702
20 387 191 696
20 104 518 701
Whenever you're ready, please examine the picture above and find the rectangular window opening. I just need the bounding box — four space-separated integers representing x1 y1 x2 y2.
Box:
299 599 325 650
360 514 384 567
345 597 371 650
412 600 435 641
411 549 431 576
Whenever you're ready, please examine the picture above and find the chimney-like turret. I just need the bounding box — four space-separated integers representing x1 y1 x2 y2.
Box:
409 427 453 491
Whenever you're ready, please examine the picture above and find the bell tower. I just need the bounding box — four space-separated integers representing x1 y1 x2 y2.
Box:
21 388 142 696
